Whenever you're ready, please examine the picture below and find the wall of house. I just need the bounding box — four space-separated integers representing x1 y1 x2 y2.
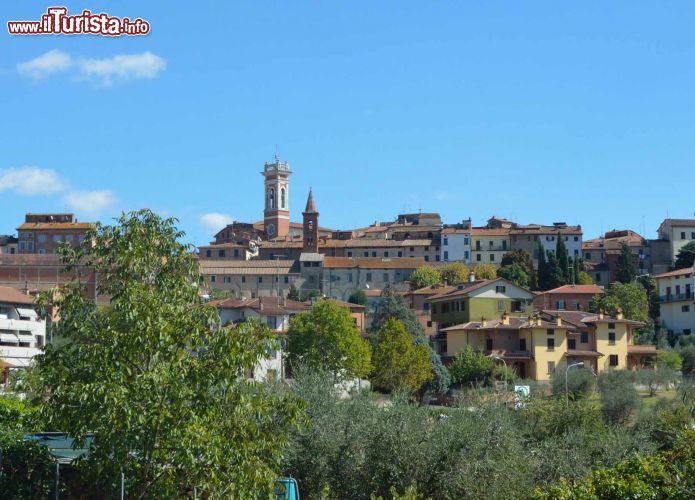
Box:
441 233 471 263
531 326 569 382
595 322 629 371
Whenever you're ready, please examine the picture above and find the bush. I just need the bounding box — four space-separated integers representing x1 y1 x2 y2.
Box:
448 346 493 387
348 289 368 306
679 345 695 377
657 349 682 371
597 370 640 425
636 367 679 396
551 367 595 401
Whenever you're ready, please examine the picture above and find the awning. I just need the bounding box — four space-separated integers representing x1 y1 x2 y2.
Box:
16 308 37 318
565 349 603 358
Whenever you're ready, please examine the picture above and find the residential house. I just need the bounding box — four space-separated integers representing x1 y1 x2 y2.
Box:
441 222 471 263
403 283 453 337
17 213 93 255
199 259 301 299
653 265 695 338
510 223 583 267
0 236 18 255
582 230 649 285
470 228 510 266
652 219 695 275
533 284 604 312
0 286 46 386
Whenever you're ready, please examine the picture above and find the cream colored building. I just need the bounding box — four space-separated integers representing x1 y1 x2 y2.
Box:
653 265 695 338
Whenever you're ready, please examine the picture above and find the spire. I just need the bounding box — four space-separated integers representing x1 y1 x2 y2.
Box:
304 188 316 213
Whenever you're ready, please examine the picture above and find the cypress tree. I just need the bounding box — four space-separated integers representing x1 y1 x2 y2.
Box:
555 233 570 284
538 242 550 290
616 243 637 283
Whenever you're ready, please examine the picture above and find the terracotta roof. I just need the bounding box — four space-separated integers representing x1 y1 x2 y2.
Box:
198 259 295 275
565 349 603 358
442 228 471 235
510 225 582 236
542 310 644 327
364 289 383 297
17 222 93 230
0 285 34 305
470 228 510 236
442 316 558 331
323 257 425 269
405 283 455 296
628 345 657 354
428 278 533 301
542 284 605 295
212 296 309 315
328 298 366 310
660 219 695 226
653 267 694 279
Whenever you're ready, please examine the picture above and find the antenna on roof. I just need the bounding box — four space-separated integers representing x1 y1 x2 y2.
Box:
274 144 280 161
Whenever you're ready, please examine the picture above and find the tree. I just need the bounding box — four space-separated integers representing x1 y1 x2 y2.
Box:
287 299 372 380
577 271 593 285
637 367 678 397
573 257 585 285
674 241 695 270
409 265 441 290
546 251 565 290
348 289 368 306
551 368 595 401
679 345 695 377
497 263 530 288
657 349 682 371
287 284 301 301
448 346 494 386
32 210 301 498
371 319 433 394
616 243 637 284
473 263 497 280
501 249 536 289
537 242 551 290
370 288 450 395
440 262 470 285
591 282 651 338
597 370 640 425
556 234 570 283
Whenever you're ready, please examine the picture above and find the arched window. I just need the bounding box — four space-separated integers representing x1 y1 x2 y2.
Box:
281 188 286 209
269 188 275 209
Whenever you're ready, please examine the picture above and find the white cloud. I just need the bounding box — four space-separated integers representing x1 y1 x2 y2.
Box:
200 213 234 233
64 190 117 215
78 51 166 86
16 49 73 80
0 167 66 195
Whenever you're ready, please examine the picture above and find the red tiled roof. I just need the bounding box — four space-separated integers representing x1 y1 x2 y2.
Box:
17 222 93 230
653 267 694 279
542 284 605 295
0 285 34 305
323 257 425 269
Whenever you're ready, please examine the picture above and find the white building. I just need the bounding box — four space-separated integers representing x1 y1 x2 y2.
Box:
441 228 471 263
656 218 695 270
654 265 695 338
0 286 46 386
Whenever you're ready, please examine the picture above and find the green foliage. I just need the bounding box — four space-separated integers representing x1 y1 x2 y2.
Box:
658 349 682 371
679 344 695 376
597 370 640 425
674 241 695 270
551 367 595 401
409 266 441 290
473 263 496 280
348 289 368 306
287 284 301 301
371 319 433 395
500 249 536 289
637 367 679 396
615 242 638 284
439 262 469 285
448 346 494 386
556 234 570 284
497 263 530 288
288 299 372 380
591 282 651 340
370 288 450 395
288 284 319 302
577 271 593 285
532 430 695 499
492 362 517 384
32 210 301 498
635 398 692 451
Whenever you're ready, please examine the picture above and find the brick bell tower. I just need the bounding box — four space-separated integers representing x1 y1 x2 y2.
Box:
302 188 319 252
261 157 291 239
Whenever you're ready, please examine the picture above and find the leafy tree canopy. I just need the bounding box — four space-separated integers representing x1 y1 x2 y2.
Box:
449 346 494 386
440 262 470 285
409 265 441 290
473 263 497 280
674 241 695 270
32 210 301 498
577 271 593 285
497 263 530 288
616 242 638 284
287 299 372 380
591 282 650 328
347 289 368 306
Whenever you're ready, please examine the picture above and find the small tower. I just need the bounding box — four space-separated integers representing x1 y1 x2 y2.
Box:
261 157 291 239
303 189 319 253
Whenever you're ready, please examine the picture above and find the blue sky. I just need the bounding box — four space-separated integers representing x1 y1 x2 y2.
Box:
2 1 694 245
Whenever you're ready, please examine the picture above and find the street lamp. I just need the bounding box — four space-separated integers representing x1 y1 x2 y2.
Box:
565 361 584 406
493 356 508 392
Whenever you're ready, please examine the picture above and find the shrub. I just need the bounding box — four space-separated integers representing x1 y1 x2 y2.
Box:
448 346 493 387
597 370 640 425
551 367 595 401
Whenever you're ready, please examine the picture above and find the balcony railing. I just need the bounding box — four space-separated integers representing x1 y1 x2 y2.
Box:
659 293 693 302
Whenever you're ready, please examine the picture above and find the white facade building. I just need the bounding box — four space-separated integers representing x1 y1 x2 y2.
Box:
0 286 46 385
654 265 695 338
441 228 471 263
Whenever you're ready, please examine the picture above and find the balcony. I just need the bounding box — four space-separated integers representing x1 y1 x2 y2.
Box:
659 293 693 303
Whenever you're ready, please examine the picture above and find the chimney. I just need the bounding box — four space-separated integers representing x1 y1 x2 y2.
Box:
616 307 624 320
556 316 562 327
480 316 487 328
598 309 604 320
443 278 448 287
469 271 476 283
501 311 510 326
259 300 263 311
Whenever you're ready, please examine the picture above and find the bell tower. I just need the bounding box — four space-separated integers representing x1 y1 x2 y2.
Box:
303 189 319 253
261 157 291 239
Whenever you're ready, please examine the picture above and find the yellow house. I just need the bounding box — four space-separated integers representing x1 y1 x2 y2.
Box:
442 309 654 381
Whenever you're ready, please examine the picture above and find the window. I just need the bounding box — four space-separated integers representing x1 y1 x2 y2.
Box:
206 250 212 257
269 188 275 209
218 250 225 257
511 300 523 312
581 331 589 343
682 305 690 312
366 272 372 282
681 232 687 239
608 322 615 329
19 242 26 251
258 277 263 283
52 235 61 243
595 273 601 282
281 188 286 209
574 236 579 241
241 276 246 283
464 237 469 245
431 304 437 314
363 251 369 257
443 237 448 245
223 276 231 283
476 253 481 262
284 276 289 284
498 300 504 312
609 355 619 367
424 256 429 262
65 234 73 243
520 338 526 351
425 246 430 251
443 251 449 260
547 337 554 351
383 273 389 282
38 248 45 254
423 302 429 311
547 361 555 374
384 251 389 257
568 339 576 349
210 275 216 283
347 273 353 282
490 254 495 262
486 338 493 350
495 285 506 293
37 234 47 243
27 242 33 251
464 251 469 260
556 300 566 310
575 302 581 310
608 332 616 345
372 251 377 257
489 241 494 248
427 321 432 327
234 249 239 257
347 251 353 257
585 252 591 260
409 247 415 252
397 251 403 257
266 316 277 329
